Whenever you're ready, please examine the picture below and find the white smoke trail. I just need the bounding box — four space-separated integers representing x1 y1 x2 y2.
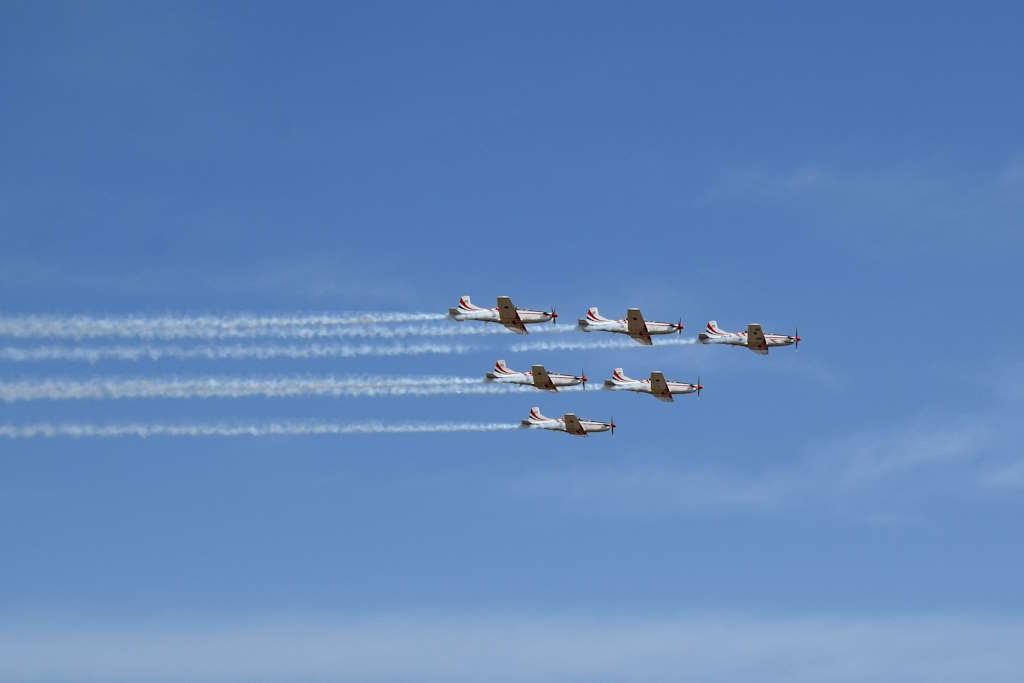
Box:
0 315 575 340
321 323 573 339
0 375 583 401
192 323 571 340
0 313 448 339
0 421 522 439
0 342 476 363
510 337 699 352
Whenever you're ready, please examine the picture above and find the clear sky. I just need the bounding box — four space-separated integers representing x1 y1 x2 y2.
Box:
2 2 1023 681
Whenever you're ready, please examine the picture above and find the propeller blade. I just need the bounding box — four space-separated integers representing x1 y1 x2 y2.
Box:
581 368 587 391
697 375 702 397
610 417 615 436
795 327 799 350
551 307 558 324
677 317 683 335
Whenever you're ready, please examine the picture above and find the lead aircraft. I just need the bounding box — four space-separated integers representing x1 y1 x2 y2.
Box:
486 360 587 391
521 406 615 436
448 295 557 334
604 368 702 402
577 307 683 345
698 320 800 354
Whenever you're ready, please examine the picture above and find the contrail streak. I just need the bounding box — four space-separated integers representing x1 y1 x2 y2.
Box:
0 421 522 439
510 337 699 352
0 313 449 339
0 342 476 363
0 376 582 401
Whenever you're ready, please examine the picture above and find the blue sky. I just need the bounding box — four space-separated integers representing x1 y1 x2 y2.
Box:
1 2 1023 680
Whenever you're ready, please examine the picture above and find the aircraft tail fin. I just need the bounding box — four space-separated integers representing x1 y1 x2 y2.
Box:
586 307 609 322
493 359 514 375
527 406 549 422
706 320 725 335
458 295 481 312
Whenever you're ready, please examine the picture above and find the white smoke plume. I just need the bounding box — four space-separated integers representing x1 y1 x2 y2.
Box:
0 315 574 340
0 313 448 339
0 342 476 363
0 375 582 401
510 337 698 352
0 421 521 439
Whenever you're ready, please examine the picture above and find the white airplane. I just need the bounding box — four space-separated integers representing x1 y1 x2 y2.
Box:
486 360 587 391
698 320 800 355
577 307 683 345
521 406 615 437
604 368 702 402
448 295 557 334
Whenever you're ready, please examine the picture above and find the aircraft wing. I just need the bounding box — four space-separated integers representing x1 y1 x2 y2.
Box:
497 296 526 333
531 365 557 391
562 413 587 436
649 371 673 401
626 308 652 345
746 323 769 354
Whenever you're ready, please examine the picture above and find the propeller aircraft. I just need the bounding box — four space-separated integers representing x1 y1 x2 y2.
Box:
486 360 587 391
577 307 683 345
521 406 615 437
603 368 702 402
698 320 800 355
448 295 557 334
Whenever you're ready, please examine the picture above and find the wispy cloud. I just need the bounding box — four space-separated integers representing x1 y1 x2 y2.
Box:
524 465 797 514
0 612 1021 682
979 460 1024 491
827 420 992 486
518 414 1004 519
701 159 1023 252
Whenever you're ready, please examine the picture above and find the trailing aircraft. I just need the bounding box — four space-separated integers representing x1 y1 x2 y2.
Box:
520 406 615 436
486 360 587 391
604 368 702 402
577 307 683 345
448 295 557 334
698 320 800 354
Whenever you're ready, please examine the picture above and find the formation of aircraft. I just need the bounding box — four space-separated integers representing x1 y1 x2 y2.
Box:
604 368 702 402
448 295 557 334
576 307 683 345
521 406 615 436
698 320 800 354
486 360 587 391
449 295 801 436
